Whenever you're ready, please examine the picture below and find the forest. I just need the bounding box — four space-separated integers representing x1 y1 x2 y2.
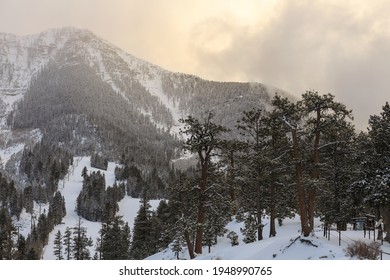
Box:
0 91 389 260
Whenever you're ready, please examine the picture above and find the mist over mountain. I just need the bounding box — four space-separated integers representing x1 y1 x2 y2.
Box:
0 27 298 260
0 27 289 165
1 27 389 263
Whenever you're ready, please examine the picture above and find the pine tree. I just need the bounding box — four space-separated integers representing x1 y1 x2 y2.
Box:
237 109 267 240
299 91 353 231
171 238 183 260
166 170 198 259
358 102 390 240
179 112 228 254
271 92 353 236
130 195 155 259
63 227 72 260
227 231 239 246
100 216 131 259
0 209 17 259
72 218 93 260
316 118 358 228
53 230 63 260
241 212 258 244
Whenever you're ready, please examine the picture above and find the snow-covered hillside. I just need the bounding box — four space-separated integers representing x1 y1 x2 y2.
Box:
147 215 390 260
37 156 160 260
8 155 390 261
0 27 181 131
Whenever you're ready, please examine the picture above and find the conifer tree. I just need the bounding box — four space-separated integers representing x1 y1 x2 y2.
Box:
15 235 27 260
130 195 154 259
63 227 72 260
53 230 63 260
179 112 228 254
72 218 93 260
359 102 390 239
241 212 258 244
100 216 131 259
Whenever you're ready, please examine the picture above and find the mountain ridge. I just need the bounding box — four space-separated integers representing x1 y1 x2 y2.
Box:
0 26 293 172
0 27 292 129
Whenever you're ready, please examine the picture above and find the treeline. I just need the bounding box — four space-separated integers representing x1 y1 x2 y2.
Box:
114 164 169 199
0 139 71 259
144 91 390 259
76 167 125 222
8 62 180 169
51 197 171 260
19 140 73 204
0 188 66 259
161 72 279 134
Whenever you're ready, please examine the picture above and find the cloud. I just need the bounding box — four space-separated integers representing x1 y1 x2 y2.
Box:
188 0 390 129
1 0 389 129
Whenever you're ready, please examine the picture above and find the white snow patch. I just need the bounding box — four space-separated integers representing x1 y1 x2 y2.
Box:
42 156 160 259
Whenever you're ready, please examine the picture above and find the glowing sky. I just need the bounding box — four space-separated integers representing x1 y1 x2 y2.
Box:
1 0 390 130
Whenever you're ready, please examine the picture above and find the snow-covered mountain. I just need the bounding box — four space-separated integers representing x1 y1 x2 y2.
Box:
0 26 294 176
0 27 290 132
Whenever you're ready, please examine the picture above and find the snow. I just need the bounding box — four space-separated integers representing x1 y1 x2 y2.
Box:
115 49 185 135
0 143 24 168
41 156 160 260
147 215 390 260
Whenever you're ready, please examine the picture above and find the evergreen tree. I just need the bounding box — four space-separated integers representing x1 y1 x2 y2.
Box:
227 231 239 246
316 118 358 228
179 112 228 254
0 209 17 259
100 216 131 259
299 91 353 231
48 191 66 226
271 92 353 236
240 212 258 244
358 102 390 240
53 230 63 260
15 235 27 260
72 218 93 260
166 170 198 259
130 195 155 259
63 227 72 260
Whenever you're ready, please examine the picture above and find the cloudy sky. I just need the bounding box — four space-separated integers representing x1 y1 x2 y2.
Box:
1 0 389 130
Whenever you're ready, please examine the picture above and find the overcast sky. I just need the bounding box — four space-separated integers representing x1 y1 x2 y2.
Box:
1 0 389 130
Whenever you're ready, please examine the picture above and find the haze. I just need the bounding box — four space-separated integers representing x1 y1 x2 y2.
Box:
1 0 389 130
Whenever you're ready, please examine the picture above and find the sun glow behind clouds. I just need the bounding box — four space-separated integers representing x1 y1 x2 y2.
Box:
1 0 390 129
224 0 281 25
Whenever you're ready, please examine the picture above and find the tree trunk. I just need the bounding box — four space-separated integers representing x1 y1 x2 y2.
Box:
292 129 311 237
381 206 390 242
194 156 208 254
256 186 263 241
308 109 321 231
184 230 195 259
229 151 237 215
269 180 277 237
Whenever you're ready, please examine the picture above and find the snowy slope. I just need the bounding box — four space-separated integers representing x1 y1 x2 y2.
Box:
41 156 160 260
12 155 390 260
147 215 390 260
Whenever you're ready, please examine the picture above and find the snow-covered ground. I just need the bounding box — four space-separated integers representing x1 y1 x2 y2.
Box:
8 155 390 261
41 156 160 260
148 215 390 260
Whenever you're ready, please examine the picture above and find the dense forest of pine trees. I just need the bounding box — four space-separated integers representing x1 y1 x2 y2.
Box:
1 90 390 259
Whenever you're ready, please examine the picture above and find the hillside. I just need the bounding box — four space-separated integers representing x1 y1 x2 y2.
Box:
0 27 291 174
147 216 390 260
1 27 389 262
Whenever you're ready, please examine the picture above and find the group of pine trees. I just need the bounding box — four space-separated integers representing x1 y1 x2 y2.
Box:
76 167 125 222
1 90 389 260
150 91 390 259
52 197 166 260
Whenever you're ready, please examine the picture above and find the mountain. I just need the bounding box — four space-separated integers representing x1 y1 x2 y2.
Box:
0 27 296 258
0 27 290 142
